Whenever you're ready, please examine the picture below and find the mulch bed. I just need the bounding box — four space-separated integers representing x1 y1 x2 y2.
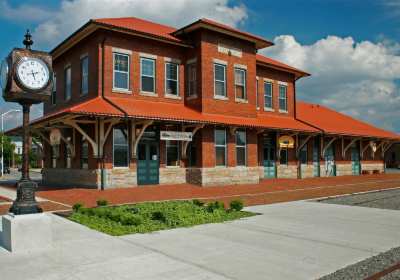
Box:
0 201 71 216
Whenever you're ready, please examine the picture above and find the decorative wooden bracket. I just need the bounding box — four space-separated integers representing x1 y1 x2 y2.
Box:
31 129 59 158
382 142 395 158
31 138 44 159
372 141 386 159
99 118 120 157
320 136 339 158
257 129 265 134
182 124 205 158
229 126 238 136
63 119 99 157
295 134 315 158
360 140 370 159
131 120 153 158
342 137 361 158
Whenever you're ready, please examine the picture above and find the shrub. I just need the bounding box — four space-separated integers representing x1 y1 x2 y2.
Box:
206 201 225 212
229 199 244 211
121 215 142 226
193 199 205 207
97 199 109 207
73 202 84 212
152 211 165 221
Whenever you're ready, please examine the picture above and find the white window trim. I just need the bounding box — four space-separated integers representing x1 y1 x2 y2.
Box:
188 63 196 97
166 125 180 168
113 126 129 169
215 127 227 167
236 129 247 167
113 53 130 91
165 62 179 96
264 82 273 109
214 64 226 97
81 57 89 95
140 58 155 94
279 85 287 111
235 68 246 100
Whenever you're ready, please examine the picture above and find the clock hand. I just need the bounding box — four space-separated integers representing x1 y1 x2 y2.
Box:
31 70 36 81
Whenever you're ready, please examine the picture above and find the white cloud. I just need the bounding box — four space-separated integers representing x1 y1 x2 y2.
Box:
0 1 54 23
33 0 248 46
260 35 400 135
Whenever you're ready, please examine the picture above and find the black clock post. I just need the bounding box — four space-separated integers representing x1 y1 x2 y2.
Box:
0 30 53 215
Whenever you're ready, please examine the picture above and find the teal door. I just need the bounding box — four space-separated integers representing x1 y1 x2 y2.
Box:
351 148 360 175
263 146 276 178
137 143 159 185
313 139 319 177
325 147 335 177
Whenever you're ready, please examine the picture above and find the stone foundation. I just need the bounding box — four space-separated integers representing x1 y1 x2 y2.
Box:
361 163 384 173
160 168 186 185
106 169 137 189
258 166 264 179
277 165 298 179
186 167 260 187
42 168 100 189
300 165 315 178
335 164 352 176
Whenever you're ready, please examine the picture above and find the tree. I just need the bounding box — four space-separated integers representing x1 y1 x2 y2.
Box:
14 153 22 166
29 150 38 167
0 132 16 164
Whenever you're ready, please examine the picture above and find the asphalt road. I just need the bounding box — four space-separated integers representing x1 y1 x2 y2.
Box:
0 170 42 183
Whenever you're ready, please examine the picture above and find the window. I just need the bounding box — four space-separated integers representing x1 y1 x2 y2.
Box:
81 136 88 169
65 140 71 168
235 69 246 99
113 123 129 168
256 80 258 108
215 127 226 166
141 58 155 93
65 67 71 101
214 64 226 96
264 83 272 109
236 129 246 166
51 147 56 168
392 152 396 163
280 148 287 165
166 125 179 167
189 133 197 167
300 136 307 165
188 64 196 96
165 63 178 95
51 74 56 106
81 57 88 94
279 85 287 111
114 54 129 90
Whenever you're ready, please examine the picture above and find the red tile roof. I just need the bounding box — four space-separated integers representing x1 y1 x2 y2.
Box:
296 101 400 139
91 17 190 45
256 54 310 76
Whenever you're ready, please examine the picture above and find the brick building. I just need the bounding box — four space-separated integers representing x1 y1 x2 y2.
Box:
385 143 400 168
6 17 400 189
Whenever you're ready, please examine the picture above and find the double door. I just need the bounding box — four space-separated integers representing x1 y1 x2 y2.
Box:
263 146 276 178
137 142 159 185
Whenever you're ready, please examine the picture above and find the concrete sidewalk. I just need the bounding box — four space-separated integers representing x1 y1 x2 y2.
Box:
1 201 400 279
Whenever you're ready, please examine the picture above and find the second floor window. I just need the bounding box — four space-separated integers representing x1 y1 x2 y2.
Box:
188 64 196 96
52 74 56 106
235 69 246 99
65 67 71 101
114 54 129 90
141 58 155 93
214 64 226 96
279 85 287 111
264 83 272 109
81 58 88 94
165 63 178 95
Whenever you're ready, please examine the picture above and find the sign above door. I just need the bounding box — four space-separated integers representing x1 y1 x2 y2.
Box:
160 131 192 141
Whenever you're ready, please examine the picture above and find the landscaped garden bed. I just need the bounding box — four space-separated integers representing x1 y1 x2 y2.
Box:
69 199 256 236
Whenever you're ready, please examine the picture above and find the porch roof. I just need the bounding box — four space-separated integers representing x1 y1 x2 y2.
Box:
5 97 319 135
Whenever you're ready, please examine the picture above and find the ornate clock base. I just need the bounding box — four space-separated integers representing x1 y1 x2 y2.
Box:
9 179 43 215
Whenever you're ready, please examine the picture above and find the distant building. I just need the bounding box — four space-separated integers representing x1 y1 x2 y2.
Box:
11 136 43 167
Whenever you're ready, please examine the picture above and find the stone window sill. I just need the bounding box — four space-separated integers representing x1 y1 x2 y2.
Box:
279 110 288 114
63 99 71 104
264 107 274 112
257 107 260 110
213 95 228 101
79 92 88 97
166 166 180 168
50 104 56 109
186 94 197 100
112 88 132 94
235 98 248 104
164 94 181 100
139 92 158 97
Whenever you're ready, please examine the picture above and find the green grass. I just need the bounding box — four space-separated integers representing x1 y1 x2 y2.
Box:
69 200 256 236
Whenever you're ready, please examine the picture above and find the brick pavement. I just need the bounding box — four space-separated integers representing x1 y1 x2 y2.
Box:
1 174 399 211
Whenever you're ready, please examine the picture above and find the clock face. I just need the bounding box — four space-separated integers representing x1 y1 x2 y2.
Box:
0 58 9 92
16 57 50 91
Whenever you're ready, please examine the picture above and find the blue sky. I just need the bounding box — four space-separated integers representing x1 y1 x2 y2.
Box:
0 0 399 134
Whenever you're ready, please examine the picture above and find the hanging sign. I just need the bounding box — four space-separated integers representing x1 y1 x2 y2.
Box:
279 135 295 148
370 141 377 152
160 131 192 141
50 129 61 145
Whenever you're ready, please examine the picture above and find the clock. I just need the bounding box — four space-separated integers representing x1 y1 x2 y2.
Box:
14 57 50 93
0 58 11 93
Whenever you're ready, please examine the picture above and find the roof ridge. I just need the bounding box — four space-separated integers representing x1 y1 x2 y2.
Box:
92 16 179 31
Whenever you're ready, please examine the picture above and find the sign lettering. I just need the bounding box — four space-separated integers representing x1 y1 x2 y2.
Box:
160 131 192 141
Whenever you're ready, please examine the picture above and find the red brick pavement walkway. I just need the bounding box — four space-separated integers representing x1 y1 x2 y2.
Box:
1 174 399 211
